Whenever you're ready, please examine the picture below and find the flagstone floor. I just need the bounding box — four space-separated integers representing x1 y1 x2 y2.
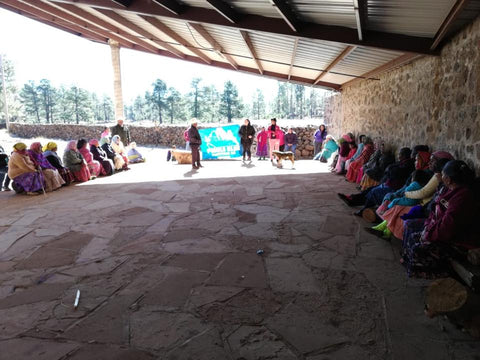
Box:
0 158 478 360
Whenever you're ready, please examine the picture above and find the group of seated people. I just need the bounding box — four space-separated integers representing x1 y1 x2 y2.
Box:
1 129 145 195
321 133 480 280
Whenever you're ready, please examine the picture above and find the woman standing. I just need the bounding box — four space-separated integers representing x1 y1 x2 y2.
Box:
43 142 75 185
90 139 114 176
27 142 65 192
239 119 255 161
8 142 45 195
256 127 268 160
267 118 280 161
77 138 103 177
313 125 327 157
63 140 91 182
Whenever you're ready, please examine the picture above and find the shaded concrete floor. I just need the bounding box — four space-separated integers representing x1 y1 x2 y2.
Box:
0 159 479 360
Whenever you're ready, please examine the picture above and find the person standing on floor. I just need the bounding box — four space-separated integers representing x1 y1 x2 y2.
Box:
313 124 327 156
239 118 256 161
267 118 280 162
284 128 298 155
188 119 202 170
0 145 11 191
256 127 268 160
184 127 191 151
278 126 285 152
111 118 131 146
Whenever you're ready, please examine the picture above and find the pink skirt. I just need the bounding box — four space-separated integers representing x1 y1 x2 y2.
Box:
378 203 413 239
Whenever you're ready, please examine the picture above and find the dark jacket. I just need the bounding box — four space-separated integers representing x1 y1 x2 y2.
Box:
101 143 116 160
285 132 297 145
239 125 256 144
91 145 113 176
382 158 415 190
188 126 202 146
365 151 395 181
111 124 131 146
338 141 350 157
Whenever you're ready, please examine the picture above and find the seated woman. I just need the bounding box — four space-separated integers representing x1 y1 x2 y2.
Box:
101 127 110 139
100 137 126 171
401 160 478 278
43 142 75 185
111 135 130 168
314 135 338 162
345 135 365 171
345 137 374 183
369 169 432 239
63 140 91 182
27 142 65 192
89 139 114 176
127 142 146 163
77 138 103 177
7 142 45 195
334 133 354 174
359 143 395 190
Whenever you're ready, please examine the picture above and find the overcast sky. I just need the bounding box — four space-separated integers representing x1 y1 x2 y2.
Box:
0 8 293 104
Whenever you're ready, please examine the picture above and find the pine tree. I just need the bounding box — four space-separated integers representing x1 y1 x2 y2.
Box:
37 79 56 123
251 88 266 120
146 79 167 124
201 85 219 122
65 85 92 124
166 87 182 123
20 81 41 123
189 78 202 119
0 55 20 123
220 81 243 123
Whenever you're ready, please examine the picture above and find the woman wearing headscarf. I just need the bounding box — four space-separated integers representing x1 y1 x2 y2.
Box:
315 135 338 162
27 142 64 192
401 160 478 278
345 137 374 183
77 138 103 177
239 119 256 161
111 135 130 168
100 137 126 171
90 139 114 176
63 140 91 182
334 133 354 174
359 143 395 190
345 134 365 170
8 142 45 194
127 142 146 163
43 142 75 185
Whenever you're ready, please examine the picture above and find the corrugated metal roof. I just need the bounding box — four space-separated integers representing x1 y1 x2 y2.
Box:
447 0 480 37
201 24 252 58
290 0 357 28
332 47 402 76
367 0 457 37
294 39 348 72
248 32 296 65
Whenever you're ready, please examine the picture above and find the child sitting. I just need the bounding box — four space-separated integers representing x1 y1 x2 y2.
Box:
127 142 146 163
387 170 432 209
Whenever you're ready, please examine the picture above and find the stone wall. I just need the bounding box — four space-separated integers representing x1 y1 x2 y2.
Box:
324 14 480 171
7 123 319 158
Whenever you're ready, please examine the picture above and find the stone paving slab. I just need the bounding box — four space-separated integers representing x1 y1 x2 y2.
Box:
0 159 477 359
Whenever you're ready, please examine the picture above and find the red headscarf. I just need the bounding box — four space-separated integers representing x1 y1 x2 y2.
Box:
29 142 42 153
416 151 431 170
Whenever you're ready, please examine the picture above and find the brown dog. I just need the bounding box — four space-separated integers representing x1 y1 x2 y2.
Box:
272 150 295 168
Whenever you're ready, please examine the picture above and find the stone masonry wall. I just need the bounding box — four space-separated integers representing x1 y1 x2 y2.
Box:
7 123 320 158
325 15 480 172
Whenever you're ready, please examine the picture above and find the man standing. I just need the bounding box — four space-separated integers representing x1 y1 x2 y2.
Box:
111 118 131 146
284 128 297 155
188 119 202 170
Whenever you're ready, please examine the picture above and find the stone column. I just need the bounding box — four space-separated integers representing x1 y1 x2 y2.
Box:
109 40 124 120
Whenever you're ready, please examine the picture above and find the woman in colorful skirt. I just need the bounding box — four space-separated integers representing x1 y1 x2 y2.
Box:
256 127 268 160
345 137 374 183
77 138 103 177
43 142 75 185
63 140 91 182
90 139 114 176
8 142 45 195
27 142 65 192
127 142 146 163
111 135 130 168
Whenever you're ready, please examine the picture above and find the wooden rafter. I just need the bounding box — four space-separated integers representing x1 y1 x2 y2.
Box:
111 0 133 7
53 3 163 54
430 0 471 50
269 0 300 32
205 0 240 23
152 0 184 16
239 30 263 75
341 53 421 88
47 0 437 55
94 8 185 58
288 38 298 80
140 15 212 64
314 45 356 85
188 22 238 69
353 0 367 41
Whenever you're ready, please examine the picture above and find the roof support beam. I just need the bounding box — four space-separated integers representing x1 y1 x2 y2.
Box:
188 22 238 69
239 30 263 75
0 2 107 43
152 0 184 15
353 0 367 41
111 0 134 7
140 15 212 64
94 8 185 58
269 0 300 32
48 0 437 55
205 0 240 23
53 3 165 54
430 0 470 50
314 45 356 85
287 38 298 80
341 53 421 88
